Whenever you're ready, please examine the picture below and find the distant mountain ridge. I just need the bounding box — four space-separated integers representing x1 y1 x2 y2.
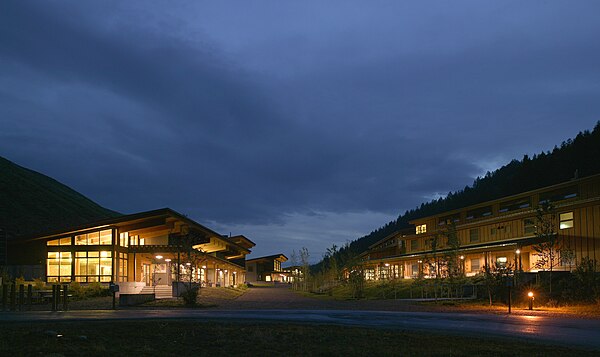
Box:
322 121 600 268
0 156 121 238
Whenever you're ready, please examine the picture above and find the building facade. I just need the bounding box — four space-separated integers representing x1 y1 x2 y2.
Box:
8 208 253 290
359 174 600 280
245 254 288 283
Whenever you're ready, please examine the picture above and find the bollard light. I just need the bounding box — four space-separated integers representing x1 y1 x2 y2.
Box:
528 291 534 310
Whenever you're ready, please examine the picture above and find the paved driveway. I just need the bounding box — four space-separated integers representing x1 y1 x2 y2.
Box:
2 284 600 350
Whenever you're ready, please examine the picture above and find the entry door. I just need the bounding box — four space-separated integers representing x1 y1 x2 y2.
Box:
143 264 151 285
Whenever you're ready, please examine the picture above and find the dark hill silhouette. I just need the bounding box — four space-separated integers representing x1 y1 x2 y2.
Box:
0 156 121 238
317 121 600 270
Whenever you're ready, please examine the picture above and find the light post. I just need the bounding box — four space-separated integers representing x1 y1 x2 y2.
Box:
528 291 534 310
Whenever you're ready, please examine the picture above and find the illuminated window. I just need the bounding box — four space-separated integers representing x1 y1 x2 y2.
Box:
74 230 112 245
74 251 112 282
559 212 574 230
470 259 480 272
47 237 72 246
99 230 112 245
496 256 507 268
411 263 419 276
119 232 129 247
469 228 479 243
129 235 145 245
118 252 128 282
416 224 427 234
47 252 72 282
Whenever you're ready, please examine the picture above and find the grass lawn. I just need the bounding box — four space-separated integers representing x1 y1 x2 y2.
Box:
0 320 596 356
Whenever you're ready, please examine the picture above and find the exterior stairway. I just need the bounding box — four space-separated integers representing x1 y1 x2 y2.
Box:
140 285 173 299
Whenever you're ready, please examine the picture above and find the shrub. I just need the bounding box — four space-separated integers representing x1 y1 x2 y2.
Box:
33 278 46 290
181 286 199 306
85 282 110 298
69 281 85 299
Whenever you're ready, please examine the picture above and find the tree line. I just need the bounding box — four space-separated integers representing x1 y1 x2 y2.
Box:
313 121 600 272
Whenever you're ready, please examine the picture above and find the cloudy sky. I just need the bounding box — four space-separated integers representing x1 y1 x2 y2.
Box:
1 1 599 262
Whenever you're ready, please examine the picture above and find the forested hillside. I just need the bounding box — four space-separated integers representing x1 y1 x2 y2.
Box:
321 121 600 269
0 156 121 237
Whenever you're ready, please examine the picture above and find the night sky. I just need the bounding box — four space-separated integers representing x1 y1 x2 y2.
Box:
1 1 599 262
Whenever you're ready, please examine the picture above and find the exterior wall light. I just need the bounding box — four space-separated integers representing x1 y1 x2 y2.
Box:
155 255 163 260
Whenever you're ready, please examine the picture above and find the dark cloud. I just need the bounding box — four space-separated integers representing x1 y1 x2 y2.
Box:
2 1 600 258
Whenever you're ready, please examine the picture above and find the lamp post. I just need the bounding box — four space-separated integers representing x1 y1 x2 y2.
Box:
528 291 534 310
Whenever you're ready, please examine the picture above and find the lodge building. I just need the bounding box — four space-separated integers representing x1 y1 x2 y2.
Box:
245 254 288 283
359 174 600 280
8 208 254 295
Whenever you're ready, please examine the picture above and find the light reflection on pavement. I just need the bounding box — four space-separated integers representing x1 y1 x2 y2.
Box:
1 309 599 349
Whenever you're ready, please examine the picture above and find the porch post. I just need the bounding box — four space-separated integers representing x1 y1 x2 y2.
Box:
177 251 181 283
133 252 136 282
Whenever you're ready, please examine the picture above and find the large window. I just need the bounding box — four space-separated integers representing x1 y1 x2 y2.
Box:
118 252 128 282
470 258 480 272
74 251 112 282
129 235 145 245
119 232 129 247
416 224 427 234
75 230 112 245
559 212 574 230
47 252 72 282
47 237 71 246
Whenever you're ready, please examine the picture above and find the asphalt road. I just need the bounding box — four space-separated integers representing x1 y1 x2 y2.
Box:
2 285 599 350
1 308 600 350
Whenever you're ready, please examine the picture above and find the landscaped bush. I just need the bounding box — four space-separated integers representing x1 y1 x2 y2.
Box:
181 286 199 306
69 281 110 300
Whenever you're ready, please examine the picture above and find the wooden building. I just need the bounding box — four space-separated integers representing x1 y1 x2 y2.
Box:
8 208 254 295
245 254 288 283
359 174 600 280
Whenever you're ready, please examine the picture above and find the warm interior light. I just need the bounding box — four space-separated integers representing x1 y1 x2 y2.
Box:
384 263 390 267
164 258 171 262
460 255 464 260
155 255 163 260
100 251 109 258
528 291 534 298
516 249 521 254
185 262 191 266
202 265 207 269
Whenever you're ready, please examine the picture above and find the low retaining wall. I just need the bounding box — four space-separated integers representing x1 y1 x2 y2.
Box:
119 293 155 306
